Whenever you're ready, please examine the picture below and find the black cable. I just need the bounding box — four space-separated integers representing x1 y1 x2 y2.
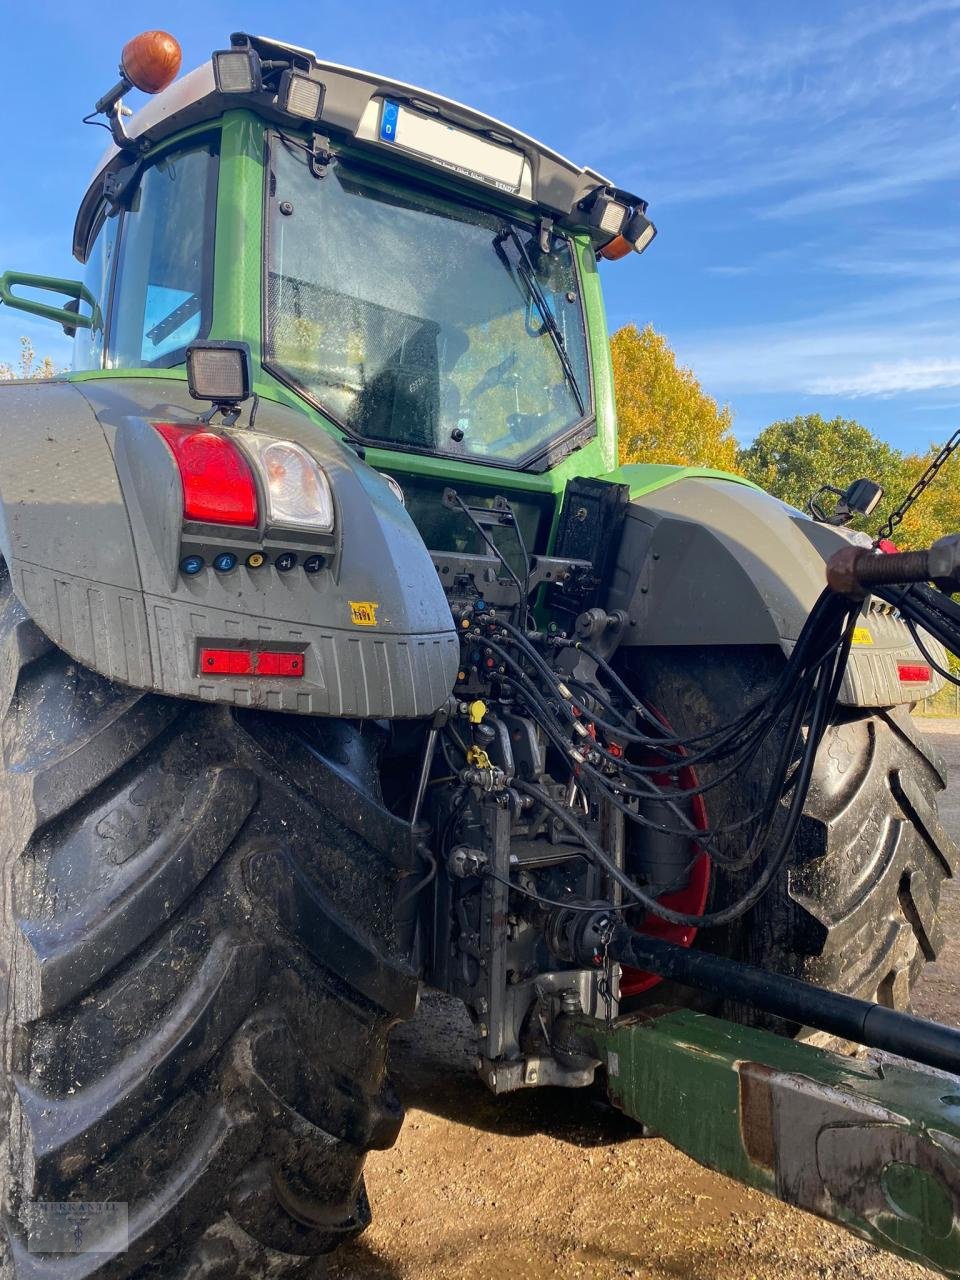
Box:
483 866 624 913
447 582 856 924
488 632 809 843
396 850 438 904
567 591 853 754
491 623 836 867
502 497 532 631
450 492 527 618
489 654 758 849
906 619 960 686
510 595 848 927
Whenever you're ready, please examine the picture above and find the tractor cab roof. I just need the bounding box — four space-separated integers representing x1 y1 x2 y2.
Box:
75 31 649 262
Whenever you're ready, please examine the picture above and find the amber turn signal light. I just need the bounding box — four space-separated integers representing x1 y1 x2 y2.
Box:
121 30 182 95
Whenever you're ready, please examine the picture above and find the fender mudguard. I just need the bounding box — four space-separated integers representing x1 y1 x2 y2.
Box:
602 468 945 708
0 377 459 717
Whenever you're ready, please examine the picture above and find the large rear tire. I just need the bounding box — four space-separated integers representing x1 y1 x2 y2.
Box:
621 646 958 1022
0 567 416 1278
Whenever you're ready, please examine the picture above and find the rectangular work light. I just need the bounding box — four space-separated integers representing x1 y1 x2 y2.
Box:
278 69 324 121
623 210 658 255
185 341 252 405
589 197 629 238
212 47 262 94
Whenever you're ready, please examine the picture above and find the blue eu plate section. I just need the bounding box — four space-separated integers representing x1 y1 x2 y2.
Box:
380 99 400 144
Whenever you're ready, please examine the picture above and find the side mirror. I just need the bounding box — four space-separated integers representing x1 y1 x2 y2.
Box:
808 477 884 526
841 478 884 519
0 271 96 333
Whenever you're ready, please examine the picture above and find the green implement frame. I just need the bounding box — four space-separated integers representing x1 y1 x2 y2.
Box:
593 1008 960 1277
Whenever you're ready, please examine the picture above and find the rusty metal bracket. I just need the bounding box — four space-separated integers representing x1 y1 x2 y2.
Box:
595 1008 960 1278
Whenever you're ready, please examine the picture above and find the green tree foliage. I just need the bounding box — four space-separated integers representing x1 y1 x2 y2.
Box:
612 323 737 470
738 413 960 548
0 336 58 381
737 414 902 521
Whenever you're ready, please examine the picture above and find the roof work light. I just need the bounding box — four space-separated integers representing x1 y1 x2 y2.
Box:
212 46 263 94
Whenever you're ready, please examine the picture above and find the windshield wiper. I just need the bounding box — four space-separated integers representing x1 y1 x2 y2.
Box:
495 226 585 416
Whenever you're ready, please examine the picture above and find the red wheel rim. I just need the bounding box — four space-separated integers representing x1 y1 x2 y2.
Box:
618 707 710 997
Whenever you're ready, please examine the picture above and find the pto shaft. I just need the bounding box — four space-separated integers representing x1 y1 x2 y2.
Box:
608 927 960 1074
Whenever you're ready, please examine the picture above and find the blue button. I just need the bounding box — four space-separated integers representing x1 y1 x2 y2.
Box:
380 99 399 143
213 552 238 573
180 555 204 576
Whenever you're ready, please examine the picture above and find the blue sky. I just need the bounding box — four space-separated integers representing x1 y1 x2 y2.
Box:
1 0 959 451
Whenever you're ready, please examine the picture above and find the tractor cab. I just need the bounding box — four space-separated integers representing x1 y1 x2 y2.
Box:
4 30 654 484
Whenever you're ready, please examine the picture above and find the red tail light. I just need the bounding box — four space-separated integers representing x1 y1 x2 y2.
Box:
898 662 932 683
153 424 259 526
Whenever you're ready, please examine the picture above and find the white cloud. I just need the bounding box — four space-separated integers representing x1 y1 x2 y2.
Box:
811 358 960 396
760 134 960 218
672 292 960 402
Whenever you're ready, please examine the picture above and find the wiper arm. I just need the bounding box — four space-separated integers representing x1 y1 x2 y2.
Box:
495 226 585 416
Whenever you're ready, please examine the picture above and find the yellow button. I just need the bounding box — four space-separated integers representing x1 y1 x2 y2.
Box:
246 552 265 569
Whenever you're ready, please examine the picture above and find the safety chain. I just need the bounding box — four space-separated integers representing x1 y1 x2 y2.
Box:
876 427 960 544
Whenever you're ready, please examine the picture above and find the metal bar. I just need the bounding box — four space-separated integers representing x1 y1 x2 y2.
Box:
409 727 438 825
597 1008 960 1279
610 928 960 1076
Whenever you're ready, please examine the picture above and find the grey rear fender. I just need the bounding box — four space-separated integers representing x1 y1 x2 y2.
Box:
0 377 459 717
606 476 945 708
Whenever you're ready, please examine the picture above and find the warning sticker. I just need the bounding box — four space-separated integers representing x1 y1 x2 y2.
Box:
350 601 379 627
852 627 874 646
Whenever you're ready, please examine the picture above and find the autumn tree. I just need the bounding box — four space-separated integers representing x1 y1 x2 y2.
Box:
894 445 960 551
0 336 58 381
611 323 737 470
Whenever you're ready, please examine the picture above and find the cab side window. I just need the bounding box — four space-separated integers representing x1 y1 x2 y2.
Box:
72 212 118 372
107 143 218 369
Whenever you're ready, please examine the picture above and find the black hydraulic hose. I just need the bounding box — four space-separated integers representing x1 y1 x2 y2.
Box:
563 590 849 753
534 622 841 923
517 669 812 927
492 633 811 848
493 658 762 848
500 603 841 766
490 626 788 810
609 928 960 1077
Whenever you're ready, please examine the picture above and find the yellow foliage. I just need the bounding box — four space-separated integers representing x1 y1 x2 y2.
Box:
611 323 738 471
893 448 960 551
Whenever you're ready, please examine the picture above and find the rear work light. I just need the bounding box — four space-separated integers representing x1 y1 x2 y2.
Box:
898 662 932 683
199 647 304 678
153 424 259 526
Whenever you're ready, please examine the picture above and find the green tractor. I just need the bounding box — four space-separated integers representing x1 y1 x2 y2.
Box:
2 28 960 1280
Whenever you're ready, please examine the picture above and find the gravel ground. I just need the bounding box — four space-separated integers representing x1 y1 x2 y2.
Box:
328 720 960 1280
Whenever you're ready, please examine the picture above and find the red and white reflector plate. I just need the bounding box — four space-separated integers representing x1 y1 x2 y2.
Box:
199 647 304 678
